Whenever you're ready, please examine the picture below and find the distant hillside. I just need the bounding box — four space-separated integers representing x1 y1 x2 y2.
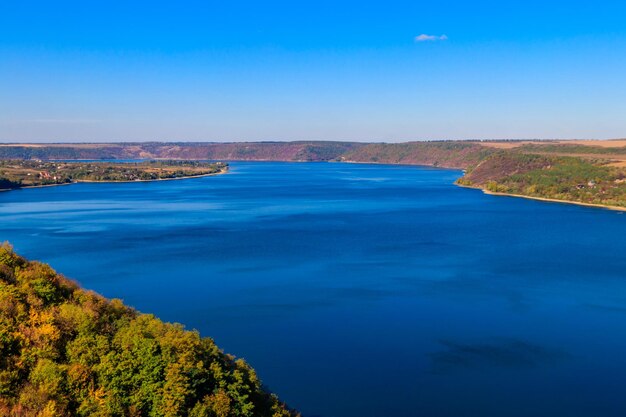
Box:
0 142 364 162
0 243 297 417
340 141 495 169
0 145 130 161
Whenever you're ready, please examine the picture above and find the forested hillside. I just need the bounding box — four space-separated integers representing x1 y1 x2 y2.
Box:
340 141 495 169
0 142 363 162
457 152 626 208
0 244 297 417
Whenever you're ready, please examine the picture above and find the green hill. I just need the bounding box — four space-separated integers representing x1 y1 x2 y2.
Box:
340 141 495 169
457 152 626 208
0 243 297 417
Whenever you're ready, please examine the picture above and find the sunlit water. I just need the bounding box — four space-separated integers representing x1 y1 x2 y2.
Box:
2 162 626 417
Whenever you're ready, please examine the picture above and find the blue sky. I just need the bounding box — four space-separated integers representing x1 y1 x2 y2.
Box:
1 1 626 142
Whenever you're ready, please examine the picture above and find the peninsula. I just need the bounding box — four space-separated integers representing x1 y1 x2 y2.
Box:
0 160 228 191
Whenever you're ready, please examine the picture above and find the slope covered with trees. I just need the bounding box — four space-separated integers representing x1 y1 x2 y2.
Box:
457 152 626 208
340 141 496 169
0 142 363 162
0 244 297 417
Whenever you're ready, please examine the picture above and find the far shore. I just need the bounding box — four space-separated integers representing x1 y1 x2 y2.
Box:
2 159 625 212
0 167 228 192
339 159 464 170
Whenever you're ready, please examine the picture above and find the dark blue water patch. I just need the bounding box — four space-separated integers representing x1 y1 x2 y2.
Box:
1 161 626 417
428 338 570 373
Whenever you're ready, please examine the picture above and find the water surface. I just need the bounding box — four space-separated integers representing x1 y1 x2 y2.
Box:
1 162 626 417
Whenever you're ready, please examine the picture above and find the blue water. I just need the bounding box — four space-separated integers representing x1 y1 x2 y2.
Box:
1 162 626 417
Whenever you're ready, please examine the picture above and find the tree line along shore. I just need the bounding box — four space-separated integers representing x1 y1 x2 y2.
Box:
2 140 626 209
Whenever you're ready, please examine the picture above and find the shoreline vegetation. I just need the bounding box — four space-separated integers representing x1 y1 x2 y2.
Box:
456 183 626 212
0 160 228 191
1 140 626 210
0 243 298 416
454 152 626 210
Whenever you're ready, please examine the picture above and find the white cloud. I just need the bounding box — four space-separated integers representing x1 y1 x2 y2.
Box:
415 34 448 42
